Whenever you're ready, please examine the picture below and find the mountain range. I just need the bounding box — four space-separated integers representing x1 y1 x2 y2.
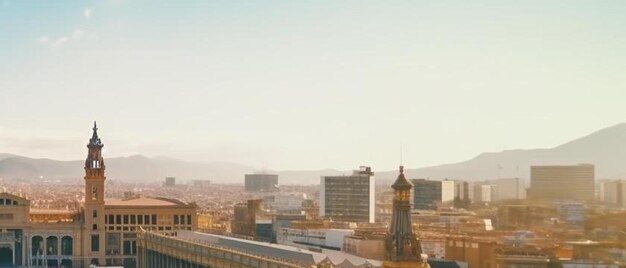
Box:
1 123 625 184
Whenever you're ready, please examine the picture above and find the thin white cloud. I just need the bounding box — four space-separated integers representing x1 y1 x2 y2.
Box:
51 36 68 48
72 29 84 40
38 29 87 49
38 36 49 44
83 8 91 18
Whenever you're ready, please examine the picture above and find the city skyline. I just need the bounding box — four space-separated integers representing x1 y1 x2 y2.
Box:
2 1 626 170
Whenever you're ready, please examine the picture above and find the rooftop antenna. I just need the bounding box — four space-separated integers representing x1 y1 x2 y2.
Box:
400 141 403 166
497 164 502 179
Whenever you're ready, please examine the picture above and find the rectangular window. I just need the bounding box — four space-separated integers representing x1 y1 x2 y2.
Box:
137 215 143 225
105 233 121 255
93 210 98 218
91 235 100 252
180 215 185 225
108 215 114 225
130 215 136 224
174 215 179 225
144 215 150 225
187 215 191 225
93 224 98 230
151 215 157 225
123 240 133 255
123 233 137 239
123 215 129 225
116 215 121 225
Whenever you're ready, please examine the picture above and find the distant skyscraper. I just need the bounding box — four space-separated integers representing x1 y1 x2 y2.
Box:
529 164 595 201
485 178 524 201
245 174 279 192
163 177 176 187
410 179 455 210
481 184 496 203
454 181 470 201
600 179 626 208
320 166 375 223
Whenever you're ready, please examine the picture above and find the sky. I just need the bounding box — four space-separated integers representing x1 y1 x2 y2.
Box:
1 0 626 171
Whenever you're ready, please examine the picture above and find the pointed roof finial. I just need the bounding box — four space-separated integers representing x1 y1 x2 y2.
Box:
89 121 102 146
392 165 411 190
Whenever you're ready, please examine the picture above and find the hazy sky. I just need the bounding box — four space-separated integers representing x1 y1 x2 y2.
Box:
1 0 625 171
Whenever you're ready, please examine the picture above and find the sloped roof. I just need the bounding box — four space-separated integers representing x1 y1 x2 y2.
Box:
0 192 30 205
106 196 188 207
174 230 382 267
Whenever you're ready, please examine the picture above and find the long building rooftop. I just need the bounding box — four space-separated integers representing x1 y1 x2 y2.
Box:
105 196 193 207
172 230 382 267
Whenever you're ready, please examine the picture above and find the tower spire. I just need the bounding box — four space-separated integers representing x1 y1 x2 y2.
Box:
90 121 102 146
386 165 427 267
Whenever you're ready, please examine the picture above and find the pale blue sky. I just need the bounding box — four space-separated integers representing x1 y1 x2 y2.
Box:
1 0 625 170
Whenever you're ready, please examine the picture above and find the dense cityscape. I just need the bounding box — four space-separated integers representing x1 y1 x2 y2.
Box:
0 123 623 268
2 1 626 268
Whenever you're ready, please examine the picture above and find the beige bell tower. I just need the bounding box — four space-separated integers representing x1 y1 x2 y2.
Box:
83 122 107 265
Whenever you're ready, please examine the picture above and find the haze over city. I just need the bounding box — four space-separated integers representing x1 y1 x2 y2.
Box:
2 1 626 171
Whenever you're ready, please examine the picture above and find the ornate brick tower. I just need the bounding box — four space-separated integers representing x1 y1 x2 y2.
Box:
83 122 106 265
384 166 430 268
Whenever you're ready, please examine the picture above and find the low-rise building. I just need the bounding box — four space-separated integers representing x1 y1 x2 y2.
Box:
137 229 382 268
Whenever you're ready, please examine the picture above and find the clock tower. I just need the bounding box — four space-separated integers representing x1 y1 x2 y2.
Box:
83 122 106 265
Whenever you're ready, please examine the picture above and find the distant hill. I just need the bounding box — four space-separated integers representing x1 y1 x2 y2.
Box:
376 122 626 182
1 123 625 184
0 154 255 183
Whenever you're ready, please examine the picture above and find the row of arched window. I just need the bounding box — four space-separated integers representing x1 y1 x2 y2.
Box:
0 198 18 206
31 236 73 256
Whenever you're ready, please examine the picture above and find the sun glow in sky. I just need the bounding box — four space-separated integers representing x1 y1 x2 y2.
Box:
1 0 626 170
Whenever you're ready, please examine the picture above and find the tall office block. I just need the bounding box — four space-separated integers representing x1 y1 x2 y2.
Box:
600 180 626 208
320 166 375 223
245 174 279 192
410 179 455 210
163 177 176 187
529 164 594 201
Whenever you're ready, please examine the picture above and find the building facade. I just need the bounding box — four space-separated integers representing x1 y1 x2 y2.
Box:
410 179 455 210
0 123 197 267
529 164 595 201
599 179 626 208
244 174 278 192
320 166 375 223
